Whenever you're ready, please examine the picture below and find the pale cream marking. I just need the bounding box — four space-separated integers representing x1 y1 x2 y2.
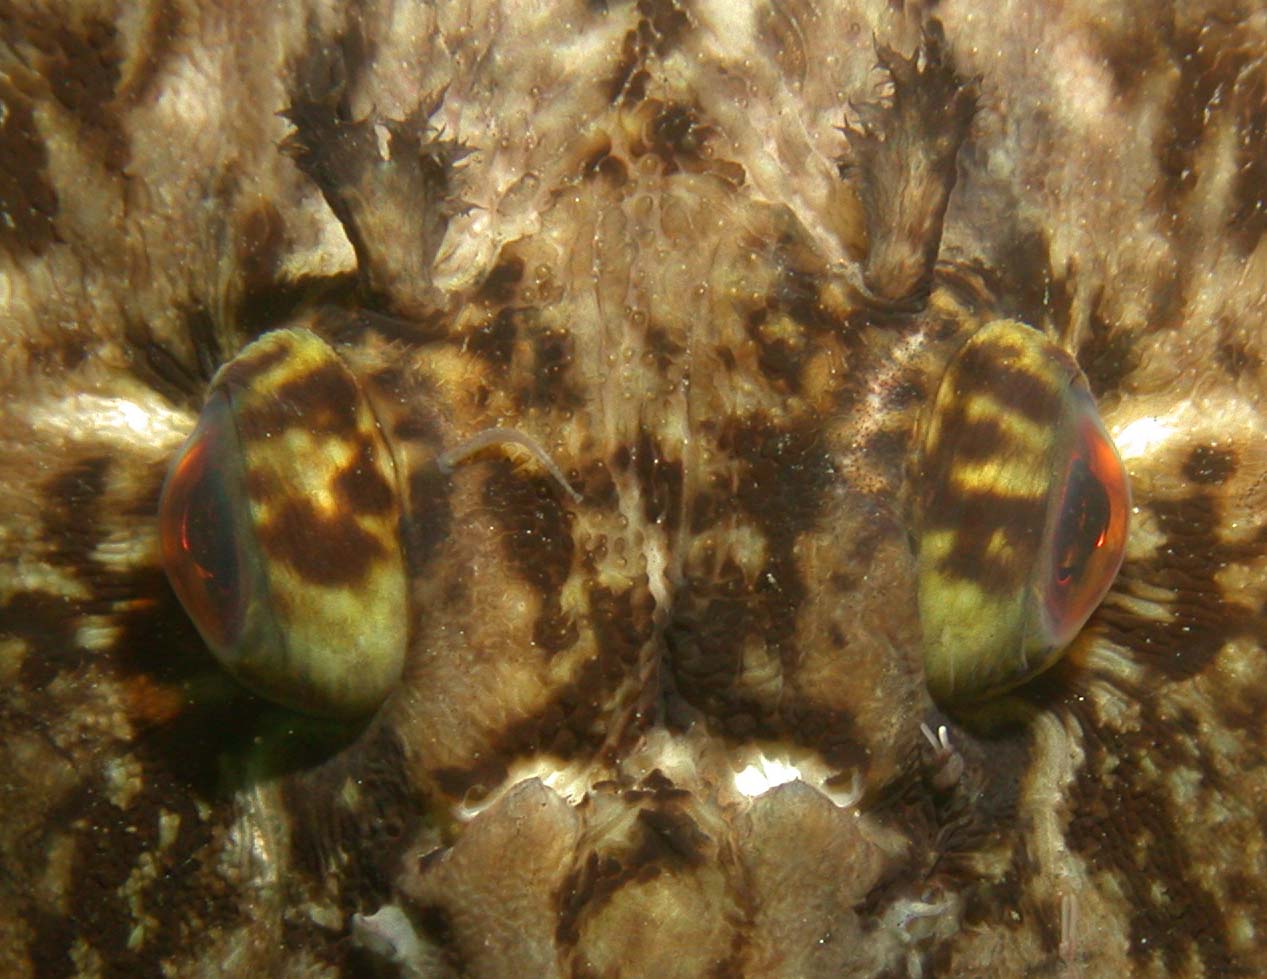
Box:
104 753 145 810
437 427 582 502
30 392 190 449
75 616 121 654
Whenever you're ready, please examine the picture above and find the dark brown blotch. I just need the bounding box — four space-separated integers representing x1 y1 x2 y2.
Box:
213 340 287 394
988 228 1074 335
634 428 683 533
922 409 1013 466
605 0 688 105
0 77 60 256
922 486 1047 586
534 601 580 656
40 455 111 573
333 440 396 514
582 143 630 186
637 768 692 801
632 807 709 869
257 497 385 586
1077 301 1142 398
117 0 182 106
744 306 805 393
43 18 128 171
589 583 656 675
607 29 646 105
554 800 708 949
575 459 618 509
25 692 246 979
184 307 227 383
1229 67 1267 254
467 308 518 368
726 419 835 540
476 253 525 304
484 461 574 596
230 203 323 334
1182 445 1238 486
6 590 85 690
233 360 361 442
404 467 453 575
284 729 425 912
1216 337 1261 379
526 328 582 409
645 102 710 170
556 852 625 947
953 341 1067 427
638 0 691 55
688 483 726 534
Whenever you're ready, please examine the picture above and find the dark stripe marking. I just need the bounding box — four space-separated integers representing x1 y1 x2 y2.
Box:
57 19 126 168
234 360 361 443
950 343 1068 426
257 497 385 586
634 428 684 534
1182 445 1238 486
0 78 60 256
333 439 396 515
431 584 653 797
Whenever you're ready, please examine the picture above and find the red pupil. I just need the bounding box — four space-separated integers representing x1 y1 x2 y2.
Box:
1054 455 1110 586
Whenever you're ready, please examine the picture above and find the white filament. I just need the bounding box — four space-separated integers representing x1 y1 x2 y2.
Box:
437 427 582 502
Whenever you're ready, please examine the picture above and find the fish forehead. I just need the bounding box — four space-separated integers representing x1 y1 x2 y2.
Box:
297 11 974 806
4 2 1267 979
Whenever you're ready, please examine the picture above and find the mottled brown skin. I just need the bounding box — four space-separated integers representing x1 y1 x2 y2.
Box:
3 2 1267 977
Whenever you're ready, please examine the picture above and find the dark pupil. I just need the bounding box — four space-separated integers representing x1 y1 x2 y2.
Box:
178 447 244 645
1055 456 1110 585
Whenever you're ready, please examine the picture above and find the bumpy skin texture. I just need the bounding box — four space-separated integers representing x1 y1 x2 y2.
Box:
3 2 1267 977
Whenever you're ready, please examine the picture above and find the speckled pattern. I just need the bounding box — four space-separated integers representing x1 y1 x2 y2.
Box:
2 2 1267 976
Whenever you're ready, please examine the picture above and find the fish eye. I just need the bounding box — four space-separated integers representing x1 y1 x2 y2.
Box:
158 328 408 719
915 320 1130 704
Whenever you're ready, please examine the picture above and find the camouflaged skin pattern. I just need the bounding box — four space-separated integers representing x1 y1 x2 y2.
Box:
2 1 1267 977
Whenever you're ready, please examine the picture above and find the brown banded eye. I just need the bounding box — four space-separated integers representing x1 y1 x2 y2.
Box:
915 320 1130 704
158 328 408 719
